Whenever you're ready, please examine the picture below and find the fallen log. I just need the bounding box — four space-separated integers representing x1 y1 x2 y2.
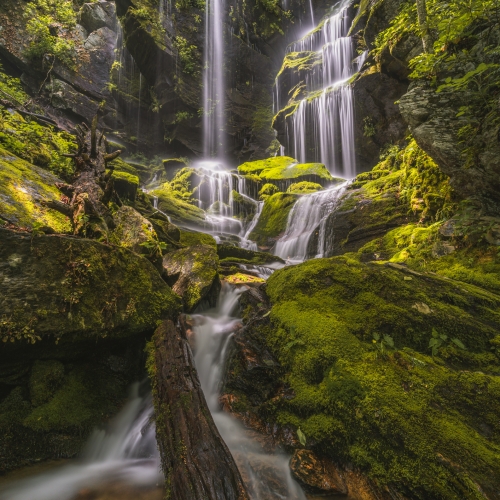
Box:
149 319 249 500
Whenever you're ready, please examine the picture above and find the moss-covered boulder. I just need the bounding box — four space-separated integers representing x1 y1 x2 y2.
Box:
0 147 71 232
110 205 157 255
225 255 500 499
249 192 298 248
238 156 337 191
111 170 140 201
0 228 181 344
162 244 220 312
217 244 284 266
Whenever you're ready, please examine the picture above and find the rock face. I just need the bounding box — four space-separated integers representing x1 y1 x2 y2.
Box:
163 244 221 312
111 205 156 255
399 83 500 207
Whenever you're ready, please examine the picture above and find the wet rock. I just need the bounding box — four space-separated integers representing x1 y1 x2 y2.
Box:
290 450 347 496
162 244 220 312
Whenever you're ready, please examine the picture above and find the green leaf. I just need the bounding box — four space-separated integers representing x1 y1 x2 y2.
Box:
383 335 394 348
297 428 307 446
373 332 380 341
262 310 271 318
451 338 466 350
431 328 439 338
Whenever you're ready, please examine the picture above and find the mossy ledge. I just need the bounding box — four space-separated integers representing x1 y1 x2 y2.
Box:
228 255 500 499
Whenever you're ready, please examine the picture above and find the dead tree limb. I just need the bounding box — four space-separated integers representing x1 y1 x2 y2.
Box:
45 115 122 237
150 319 249 500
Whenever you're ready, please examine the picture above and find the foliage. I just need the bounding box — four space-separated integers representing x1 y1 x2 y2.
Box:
372 332 395 357
173 37 199 75
24 0 78 67
429 328 467 356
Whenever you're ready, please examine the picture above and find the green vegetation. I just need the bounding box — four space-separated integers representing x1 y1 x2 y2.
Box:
173 36 199 75
287 181 323 194
276 51 322 78
0 110 76 179
261 255 500 498
238 156 334 183
258 183 279 200
179 229 217 248
0 146 71 231
24 0 78 67
249 192 297 246
374 0 500 168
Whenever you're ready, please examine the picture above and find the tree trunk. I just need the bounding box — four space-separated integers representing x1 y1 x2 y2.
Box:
416 0 432 53
45 115 122 238
150 319 249 500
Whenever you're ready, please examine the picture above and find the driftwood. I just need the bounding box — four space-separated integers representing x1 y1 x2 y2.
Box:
151 319 249 500
44 115 122 237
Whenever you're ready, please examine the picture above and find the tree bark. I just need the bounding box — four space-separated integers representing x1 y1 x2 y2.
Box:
150 319 249 500
416 0 432 53
44 115 122 237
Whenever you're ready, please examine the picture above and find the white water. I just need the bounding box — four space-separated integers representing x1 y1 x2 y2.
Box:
203 0 225 158
275 2 366 178
0 384 161 500
274 182 347 262
192 284 306 499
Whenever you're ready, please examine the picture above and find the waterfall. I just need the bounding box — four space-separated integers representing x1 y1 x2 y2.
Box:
275 2 366 179
192 284 306 499
274 182 347 262
0 385 161 500
203 0 225 159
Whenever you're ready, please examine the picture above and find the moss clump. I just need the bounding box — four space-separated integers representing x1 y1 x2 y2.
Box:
110 170 140 201
259 183 279 200
179 229 217 248
225 273 265 284
276 51 322 79
261 256 500 498
0 147 71 232
151 187 206 227
287 181 323 194
249 192 298 246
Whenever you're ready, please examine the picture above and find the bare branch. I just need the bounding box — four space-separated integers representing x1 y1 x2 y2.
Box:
104 150 122 162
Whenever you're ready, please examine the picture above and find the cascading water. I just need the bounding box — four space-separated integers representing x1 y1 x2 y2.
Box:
203 0 225 159
274 1 367 179
274 181 347 262
0 384 161 500
192 284 306 499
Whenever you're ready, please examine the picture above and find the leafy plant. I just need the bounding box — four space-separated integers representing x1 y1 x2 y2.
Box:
140 239 167 258
372 332 395 357
297 427 307 446
428 328 466 356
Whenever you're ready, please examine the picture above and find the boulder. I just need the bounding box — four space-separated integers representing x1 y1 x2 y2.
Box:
289 450 347 496
0 228 181 344
163 244 220 312
78 1 116 33
111 205 156 255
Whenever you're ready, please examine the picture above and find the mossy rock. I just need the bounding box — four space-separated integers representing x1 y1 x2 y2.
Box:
237 157 335 188
180 229 217 248
110 205 157 255
255 255 500 498
217 244 284 265
110 170 139 201
0 147 71 232
0 228 181 344
249 192 298 248
151 187 207 228
162 244 220 312
287 181 324 194
163 158 188 179
225 273 265 285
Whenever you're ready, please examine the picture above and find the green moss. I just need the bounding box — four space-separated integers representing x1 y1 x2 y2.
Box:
287 181 323 194
249 192 297 246
217 244 284 265
225 273 265 284
238 156 333 183
179 229 217 248
261 256 500 497
258 183 279 200
0 109 76 179
0 146 71 231
276 51 322 78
